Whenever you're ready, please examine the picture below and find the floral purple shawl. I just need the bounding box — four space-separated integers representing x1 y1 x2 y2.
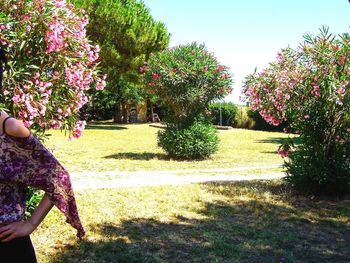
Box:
0 127 85 238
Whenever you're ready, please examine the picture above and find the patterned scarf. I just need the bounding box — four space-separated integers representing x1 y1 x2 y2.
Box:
0 129 85 238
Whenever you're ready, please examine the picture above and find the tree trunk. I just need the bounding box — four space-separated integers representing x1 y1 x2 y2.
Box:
122 103 128 123
114 102 122 123
150 103 154 122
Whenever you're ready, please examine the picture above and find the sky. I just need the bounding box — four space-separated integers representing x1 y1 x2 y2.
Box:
142 0 350 104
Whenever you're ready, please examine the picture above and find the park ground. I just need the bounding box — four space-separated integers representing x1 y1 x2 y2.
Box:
32 124 350 263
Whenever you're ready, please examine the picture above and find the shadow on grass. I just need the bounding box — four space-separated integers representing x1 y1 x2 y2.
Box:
255 137 286 144
85 124 127 131
51 181 350 263
256 137 301 145
261 151 279 155
104 152 169 161
103 152 208 162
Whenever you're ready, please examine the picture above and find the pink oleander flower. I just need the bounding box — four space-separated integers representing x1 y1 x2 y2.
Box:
139 66 146 74
217 65 224 72
152 73 159 80
72 120 86 139
337 86 345 95
277 149 289 158
311 85 320 97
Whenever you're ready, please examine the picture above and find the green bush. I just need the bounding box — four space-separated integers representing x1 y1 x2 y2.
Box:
209 102 238 126
158 121 219 159
284 140 350 195
246 108 286 131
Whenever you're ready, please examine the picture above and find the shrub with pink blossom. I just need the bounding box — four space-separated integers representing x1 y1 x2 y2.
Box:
143 42 233 159
143 42 233 126
0 0 105 139
243 27 350 194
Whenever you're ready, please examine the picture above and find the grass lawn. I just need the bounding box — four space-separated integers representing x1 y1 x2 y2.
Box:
44 123 289 173
32 180 350 263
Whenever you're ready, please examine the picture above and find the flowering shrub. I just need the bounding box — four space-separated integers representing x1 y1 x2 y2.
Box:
243 27 350 194
143 42 233 159
0 0 106 139
142 42 233 126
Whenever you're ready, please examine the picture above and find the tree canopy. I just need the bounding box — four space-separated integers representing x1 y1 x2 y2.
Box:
70 0 170 122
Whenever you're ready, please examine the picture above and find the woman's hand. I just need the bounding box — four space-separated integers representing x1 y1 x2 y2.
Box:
0 221 36 242
0 194 53 243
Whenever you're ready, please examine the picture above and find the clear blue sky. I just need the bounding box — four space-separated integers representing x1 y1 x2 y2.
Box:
142 0 350 103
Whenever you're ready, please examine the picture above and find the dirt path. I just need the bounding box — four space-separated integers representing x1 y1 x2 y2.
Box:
71 165 285 190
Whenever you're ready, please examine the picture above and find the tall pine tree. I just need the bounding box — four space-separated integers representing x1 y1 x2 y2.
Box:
71 0 170 122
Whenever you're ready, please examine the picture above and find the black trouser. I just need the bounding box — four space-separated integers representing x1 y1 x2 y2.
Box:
0 235 37 263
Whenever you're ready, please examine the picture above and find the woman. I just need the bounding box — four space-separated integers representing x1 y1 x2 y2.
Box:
0 110 85 262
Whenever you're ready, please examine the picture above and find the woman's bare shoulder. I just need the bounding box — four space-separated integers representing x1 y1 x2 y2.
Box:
5 117 31 138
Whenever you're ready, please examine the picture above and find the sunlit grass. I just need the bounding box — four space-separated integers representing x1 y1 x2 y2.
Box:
32 180 350 262
32 125 349 262
44 123 289 173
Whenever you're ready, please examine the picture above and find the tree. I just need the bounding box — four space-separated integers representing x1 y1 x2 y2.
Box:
70 0 170 122
0 0 105 139
143 42 233 159
243 27 350 195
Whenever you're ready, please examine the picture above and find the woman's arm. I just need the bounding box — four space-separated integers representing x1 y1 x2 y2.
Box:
0 194 53 242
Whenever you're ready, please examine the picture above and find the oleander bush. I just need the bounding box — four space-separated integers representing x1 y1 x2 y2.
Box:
243 27 350 195
143 42 233 159
0 0 105 138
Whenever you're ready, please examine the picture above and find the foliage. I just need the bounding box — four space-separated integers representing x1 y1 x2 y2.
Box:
209 102 238 126
80 77 144 121
246 108 287 131
234 106 255 129
0 0 105 138
284 139 350 194
158 121 219 159
25 188 44 220
142 42 233 126
142 42 232 159
79 88 115 121
70 0 170 122
243 27 350 194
